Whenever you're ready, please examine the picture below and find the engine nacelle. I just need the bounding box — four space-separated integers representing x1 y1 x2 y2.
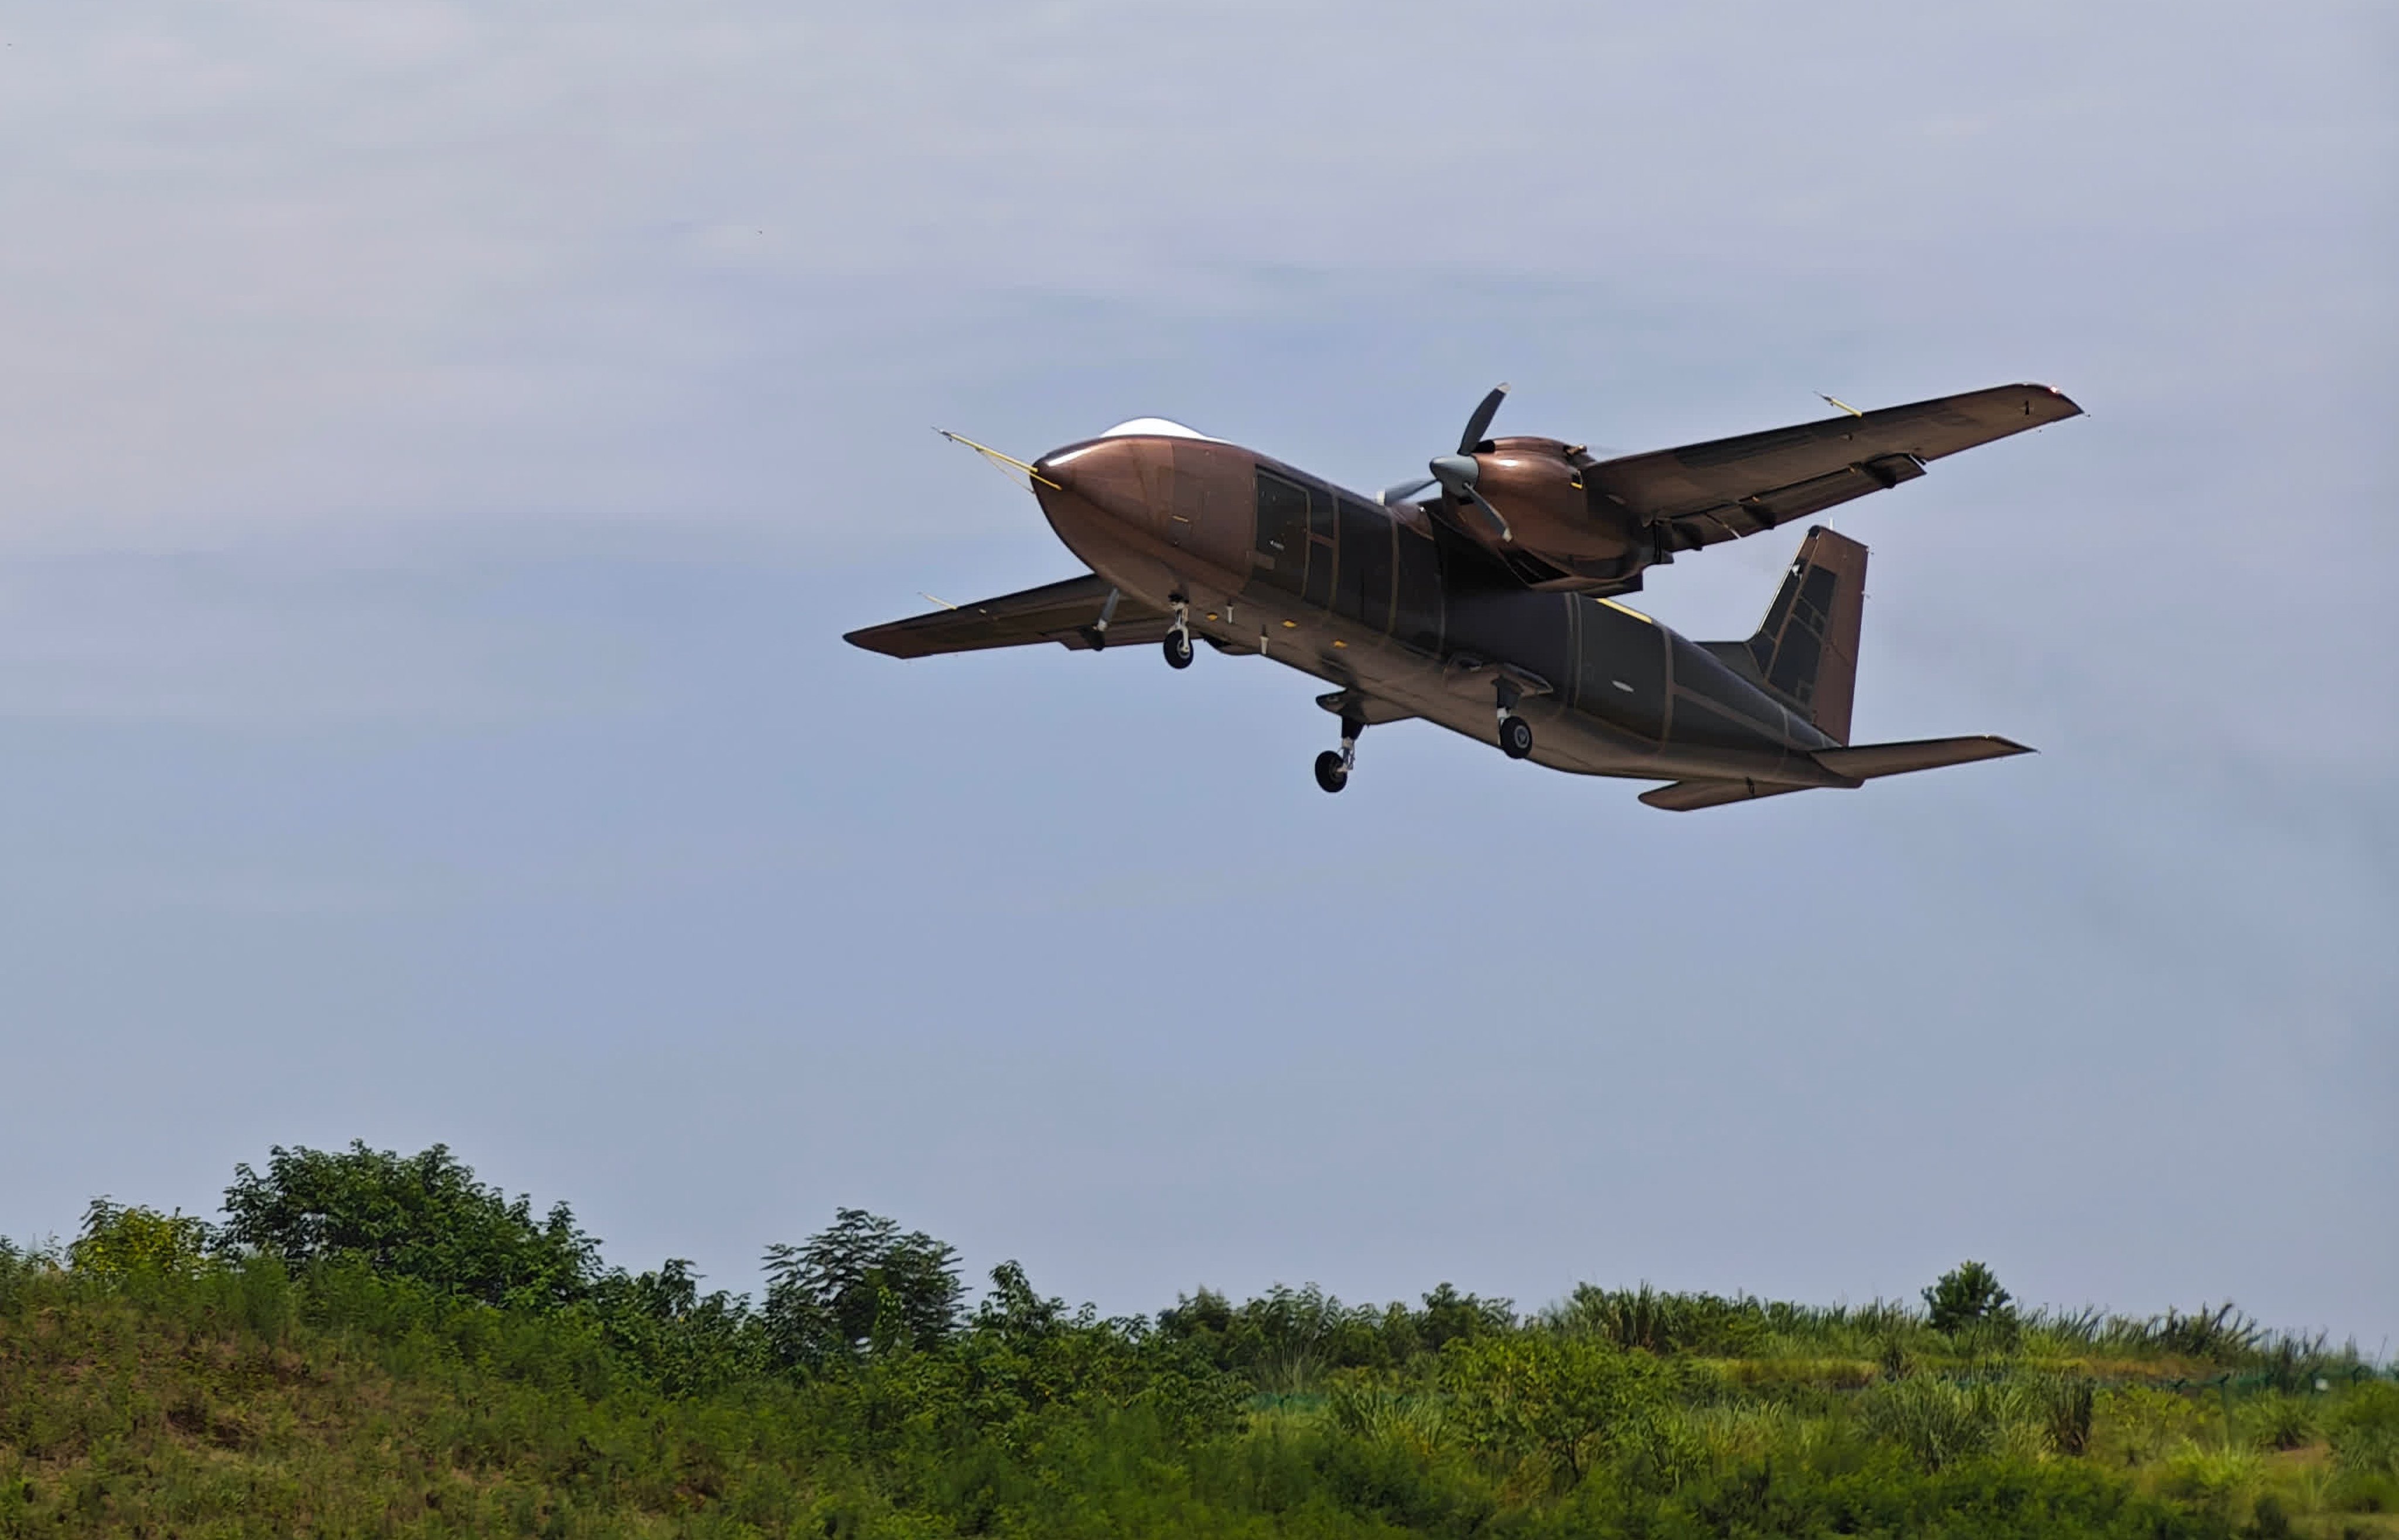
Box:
1436 436 1650 591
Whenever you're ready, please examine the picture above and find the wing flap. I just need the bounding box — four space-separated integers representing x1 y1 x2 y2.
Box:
844 575 1172 659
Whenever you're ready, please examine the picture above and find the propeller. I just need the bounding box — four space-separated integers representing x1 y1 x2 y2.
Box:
1456 382 1509 453
1378 384 1513 542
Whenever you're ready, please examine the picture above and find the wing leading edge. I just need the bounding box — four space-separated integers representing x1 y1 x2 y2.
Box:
844 574 1175 660
1588 384 2081 555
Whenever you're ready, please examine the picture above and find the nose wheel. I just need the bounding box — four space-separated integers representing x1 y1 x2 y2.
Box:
1162 597 1195 670
1313 712 1364 793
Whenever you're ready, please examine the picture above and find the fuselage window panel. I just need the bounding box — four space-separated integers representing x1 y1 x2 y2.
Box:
1336 496 1394 634
1303 485 1336 609
1253 470 1311 597
1392 525 1444 655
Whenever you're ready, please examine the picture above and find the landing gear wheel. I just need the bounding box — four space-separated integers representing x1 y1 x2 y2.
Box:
1313 750 1350 794
1498 715 1534 760
1162 629 1194 670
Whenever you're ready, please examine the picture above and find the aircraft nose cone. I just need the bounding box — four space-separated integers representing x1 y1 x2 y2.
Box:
1035 438 1149 522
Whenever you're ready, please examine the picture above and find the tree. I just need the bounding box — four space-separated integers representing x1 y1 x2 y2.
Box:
68 1199 217 1279
1443 1333 1673 1483
586 1259 767 1396
1923 1259 2016 1336
760 1208 961 1369
219 1141 599 1309
1416 1282 1515 1351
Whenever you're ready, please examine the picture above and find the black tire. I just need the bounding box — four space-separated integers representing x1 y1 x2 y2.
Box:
1499 715 1534 759
1163 629 1194 670
1313 750 1349 794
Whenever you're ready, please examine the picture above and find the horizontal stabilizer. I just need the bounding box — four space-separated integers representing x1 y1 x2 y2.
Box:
1638 778 1814 812
1642 735 2030 812
1812 735 2032 780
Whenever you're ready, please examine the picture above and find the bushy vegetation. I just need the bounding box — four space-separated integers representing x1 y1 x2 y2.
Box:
1 1143 2389 1538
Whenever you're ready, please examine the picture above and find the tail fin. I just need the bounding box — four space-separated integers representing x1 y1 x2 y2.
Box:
1741 525 1866 745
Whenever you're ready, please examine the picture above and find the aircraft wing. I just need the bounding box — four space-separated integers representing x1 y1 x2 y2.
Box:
1588 384 2081 554
844 573 1175 659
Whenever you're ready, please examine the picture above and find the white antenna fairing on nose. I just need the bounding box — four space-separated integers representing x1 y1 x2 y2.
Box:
1098 418 1222 442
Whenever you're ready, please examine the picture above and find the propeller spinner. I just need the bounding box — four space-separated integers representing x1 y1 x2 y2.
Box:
1381 384 1514 542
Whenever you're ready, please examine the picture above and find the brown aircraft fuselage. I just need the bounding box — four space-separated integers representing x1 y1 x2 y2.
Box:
1031 431 1852 788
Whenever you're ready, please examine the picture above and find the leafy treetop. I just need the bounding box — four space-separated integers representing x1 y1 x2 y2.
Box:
1924 1259 2017 1335
761 1206 963 1368
220 1141 600 1309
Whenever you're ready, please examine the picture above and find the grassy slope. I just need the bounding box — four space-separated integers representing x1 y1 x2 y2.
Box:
3 1263 2394 1539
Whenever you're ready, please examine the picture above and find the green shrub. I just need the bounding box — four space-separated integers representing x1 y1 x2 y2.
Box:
1924 1259 2018 1340
2097 1385 2207 1468
1548 1282 1772 1357
2157 1446 2260 1521
2149 1302 2263 1362
220 1141 599 1309
2036 1372 2099 1457
761 1207 963 1370
2330 1382 2399 1478
1441 1333 1673 1484
2239 1391 2319 1452
66 1199 219 1280
1861 1377 1996 1470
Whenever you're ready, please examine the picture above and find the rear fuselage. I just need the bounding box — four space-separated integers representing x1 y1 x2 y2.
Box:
1032 431 1848 785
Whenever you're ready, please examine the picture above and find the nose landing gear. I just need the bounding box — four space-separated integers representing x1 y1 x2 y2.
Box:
1313 711 1364 793
1162 596 1194 670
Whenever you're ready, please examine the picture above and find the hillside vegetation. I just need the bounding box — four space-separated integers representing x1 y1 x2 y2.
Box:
2 1141 2391 1538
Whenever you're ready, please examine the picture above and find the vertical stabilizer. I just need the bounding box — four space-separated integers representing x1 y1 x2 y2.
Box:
1745 526 1866 745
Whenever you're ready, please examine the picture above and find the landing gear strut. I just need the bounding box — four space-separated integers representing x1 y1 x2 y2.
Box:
1495 679 1533 760
1162 596 1194 670
1313 712 1364 793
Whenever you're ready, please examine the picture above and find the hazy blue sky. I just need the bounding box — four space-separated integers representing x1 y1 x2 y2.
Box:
1 2 2392 1346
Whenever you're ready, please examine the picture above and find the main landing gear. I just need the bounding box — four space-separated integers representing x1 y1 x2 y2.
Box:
1313 712 1364 794
1495 679 1534 760
1162 596 1194 670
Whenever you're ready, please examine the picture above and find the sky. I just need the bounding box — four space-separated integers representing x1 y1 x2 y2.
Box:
0 1 2392 1347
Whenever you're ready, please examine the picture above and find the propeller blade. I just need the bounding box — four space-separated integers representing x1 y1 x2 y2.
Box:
1462 485 1512 543
1378 476 1436 507
1458 383 1510 453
